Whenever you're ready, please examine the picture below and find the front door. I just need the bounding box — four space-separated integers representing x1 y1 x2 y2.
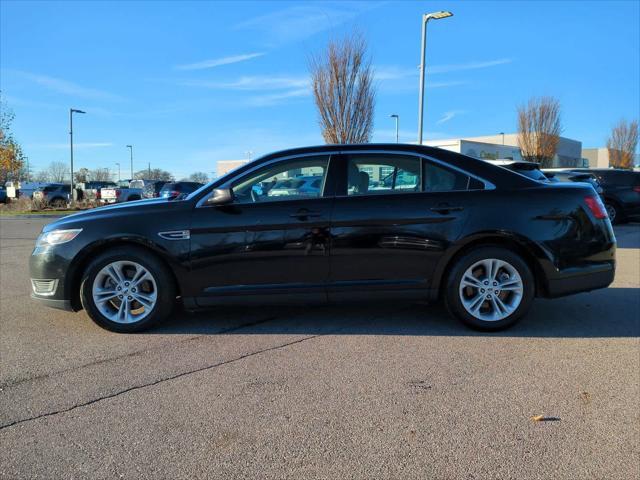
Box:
328 152 470 301
189 154 335 306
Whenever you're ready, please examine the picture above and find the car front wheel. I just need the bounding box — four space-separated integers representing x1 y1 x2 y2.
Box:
80 247 176 332
444 247 535 330
604 201 624 224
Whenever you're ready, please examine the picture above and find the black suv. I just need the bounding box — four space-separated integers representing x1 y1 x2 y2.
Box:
571 169 640 223
159 182 203 200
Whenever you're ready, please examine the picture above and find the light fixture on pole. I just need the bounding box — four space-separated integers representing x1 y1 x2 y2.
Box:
115 162 121 182
126 145 133 180
390 114 399 143
69 108 86 204
417 10 453 145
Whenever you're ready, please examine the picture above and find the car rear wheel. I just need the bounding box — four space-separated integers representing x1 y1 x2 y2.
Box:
80 247 175 332
51 198 66 208
604 201 624 224
444 247 535 330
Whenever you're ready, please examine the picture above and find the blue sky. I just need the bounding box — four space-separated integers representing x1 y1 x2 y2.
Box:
1 0 639 179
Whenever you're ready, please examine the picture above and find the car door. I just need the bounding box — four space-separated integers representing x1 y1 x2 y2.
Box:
189 154 336 306
328 152 473 302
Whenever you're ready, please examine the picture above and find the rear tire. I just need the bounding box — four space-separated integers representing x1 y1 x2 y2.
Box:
51 197 66 208
604 201 624 224
444 247 535 331
80 247 176 332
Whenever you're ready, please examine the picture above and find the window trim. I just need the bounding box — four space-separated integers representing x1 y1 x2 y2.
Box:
196 149 495 207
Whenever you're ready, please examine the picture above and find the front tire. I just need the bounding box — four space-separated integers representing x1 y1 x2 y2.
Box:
80 247 176 332
444 247 535 331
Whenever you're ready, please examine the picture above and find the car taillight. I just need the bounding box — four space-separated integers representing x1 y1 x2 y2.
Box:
633 186 640 193
116 190 121 197
584 195 608 219
96 190 101 199
170 190 180 198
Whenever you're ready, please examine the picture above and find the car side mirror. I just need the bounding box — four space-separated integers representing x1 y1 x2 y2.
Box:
207 188 234 205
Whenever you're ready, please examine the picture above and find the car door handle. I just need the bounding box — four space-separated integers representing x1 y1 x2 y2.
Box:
430 204 464 214
290 209 322 219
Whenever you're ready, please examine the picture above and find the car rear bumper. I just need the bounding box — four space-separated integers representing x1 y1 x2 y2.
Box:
544 262 615 298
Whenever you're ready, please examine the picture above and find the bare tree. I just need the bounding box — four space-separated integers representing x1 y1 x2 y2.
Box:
309 32 375 144
47 161 69 183
607 119 638 169
134 168 173 181
33 170 50 182
517 96 562 168
90 168 112 182
189 171 209 184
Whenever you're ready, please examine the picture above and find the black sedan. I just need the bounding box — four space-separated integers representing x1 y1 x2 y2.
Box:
30 144 616 332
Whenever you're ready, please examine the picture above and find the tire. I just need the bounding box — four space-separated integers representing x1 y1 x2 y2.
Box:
51 197 66 208
604 201 624 225
444 246 535 331
80 246 176 332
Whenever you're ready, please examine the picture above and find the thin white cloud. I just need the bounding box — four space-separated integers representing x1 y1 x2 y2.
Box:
436 110 465 125
181 75 309 90
245 88 311 107
234 3 380 45
12 71 124 101
175 52 265 71
376 58 513 81
428 58 513 74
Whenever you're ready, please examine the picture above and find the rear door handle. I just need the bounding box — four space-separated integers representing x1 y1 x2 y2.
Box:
430 204 464 214
290 209 322 220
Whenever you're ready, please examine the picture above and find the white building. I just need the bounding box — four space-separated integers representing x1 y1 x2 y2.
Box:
424 133 585 167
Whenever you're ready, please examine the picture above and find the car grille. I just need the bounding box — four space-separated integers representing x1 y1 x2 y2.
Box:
31 279 59 296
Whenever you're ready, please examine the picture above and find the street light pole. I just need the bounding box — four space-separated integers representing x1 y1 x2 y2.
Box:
390 114 399 143
126 145 133 179
500 132 505 145
417 11 453 145
69 108 86 204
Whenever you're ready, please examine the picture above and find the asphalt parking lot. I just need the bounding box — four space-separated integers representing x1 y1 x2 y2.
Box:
0 216 638 479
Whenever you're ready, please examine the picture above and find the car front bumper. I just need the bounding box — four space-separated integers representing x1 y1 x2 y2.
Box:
30 294 74 311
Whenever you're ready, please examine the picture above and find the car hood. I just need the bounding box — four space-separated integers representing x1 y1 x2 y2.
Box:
42 197 183 232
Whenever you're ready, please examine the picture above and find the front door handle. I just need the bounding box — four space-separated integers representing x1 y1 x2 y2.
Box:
290 209 322 220
430 204 464 214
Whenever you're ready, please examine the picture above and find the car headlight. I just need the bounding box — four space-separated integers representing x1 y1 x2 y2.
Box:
36 229 83 247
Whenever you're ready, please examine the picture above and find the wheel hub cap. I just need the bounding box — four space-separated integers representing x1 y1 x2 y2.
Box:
92 261 157 324
458 258 524 322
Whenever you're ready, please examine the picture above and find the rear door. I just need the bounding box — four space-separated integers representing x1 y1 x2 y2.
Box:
328 152 473 301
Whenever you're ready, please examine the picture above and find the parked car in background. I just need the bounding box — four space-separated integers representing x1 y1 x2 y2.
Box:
266 176 322 198
159 181 203 200
0 186 7 204
568 168 640 224
100 180 144 204
30 144 615 333
142 181 168 199
32 184 70 208
483 159 552 182
543 170 604 196
77 181 117 202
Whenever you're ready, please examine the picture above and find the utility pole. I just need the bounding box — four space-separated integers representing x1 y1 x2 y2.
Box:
148 162 151 178
69 108 86 204
126 145 133 179
390 114 399 143
417 11 453 144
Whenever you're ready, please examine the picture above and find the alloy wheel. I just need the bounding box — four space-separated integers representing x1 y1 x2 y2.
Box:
92 260 158 324
458 258 524 322
605 203 617 223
